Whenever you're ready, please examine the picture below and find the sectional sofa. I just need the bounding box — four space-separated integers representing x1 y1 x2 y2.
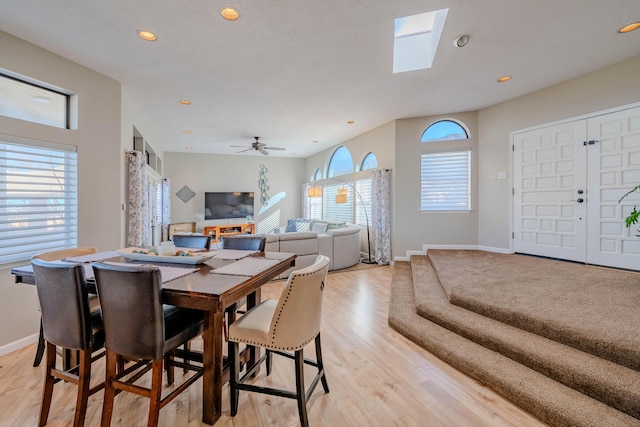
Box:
265 219 362 278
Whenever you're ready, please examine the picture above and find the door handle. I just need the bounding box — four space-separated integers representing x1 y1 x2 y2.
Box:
576 198 584 203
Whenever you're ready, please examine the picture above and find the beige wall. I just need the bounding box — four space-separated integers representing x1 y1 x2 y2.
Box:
478 55 640 249
164 152 305 234
0 31 123 350
394 111 479 257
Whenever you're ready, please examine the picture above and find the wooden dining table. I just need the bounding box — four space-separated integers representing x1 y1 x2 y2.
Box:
12 249 296 425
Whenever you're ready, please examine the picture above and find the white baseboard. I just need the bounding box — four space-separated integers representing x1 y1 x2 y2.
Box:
0 333 38 357
394 244 512 262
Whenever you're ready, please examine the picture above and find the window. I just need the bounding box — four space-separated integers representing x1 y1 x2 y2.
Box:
360 152 378 171
311 168 322 181
420 148 470 211
421 120 468 142
323 183 354 223
327 146 354 177
0 139 78 264
355 179 372 226
393 9 449 73
0 73 69 129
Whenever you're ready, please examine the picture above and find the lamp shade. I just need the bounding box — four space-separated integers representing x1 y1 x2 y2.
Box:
307 186 323 198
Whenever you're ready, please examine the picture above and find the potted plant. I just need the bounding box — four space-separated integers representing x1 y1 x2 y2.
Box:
619 185 640 237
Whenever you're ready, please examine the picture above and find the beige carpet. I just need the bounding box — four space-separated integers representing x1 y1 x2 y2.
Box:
427 250 640 370
388 250 640 427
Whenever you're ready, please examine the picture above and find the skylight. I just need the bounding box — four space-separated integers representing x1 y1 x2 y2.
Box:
393 9 448 73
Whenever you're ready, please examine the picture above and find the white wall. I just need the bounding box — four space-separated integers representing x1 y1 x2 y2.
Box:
478 55 640 250
0 31 123 349
164 152 305 234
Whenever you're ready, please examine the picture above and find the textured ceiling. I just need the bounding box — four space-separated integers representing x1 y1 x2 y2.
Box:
0 0 639 157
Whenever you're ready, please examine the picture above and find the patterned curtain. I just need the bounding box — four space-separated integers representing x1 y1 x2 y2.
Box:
371 169 391 264
162 178 171 242
302 183 310 218
127 151 150 246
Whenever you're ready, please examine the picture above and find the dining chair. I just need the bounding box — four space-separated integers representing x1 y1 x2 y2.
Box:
92 262 205 427
31 259 105 427
228 255 331 427
31 247 98 367
171 234 211 250
221 234 266 251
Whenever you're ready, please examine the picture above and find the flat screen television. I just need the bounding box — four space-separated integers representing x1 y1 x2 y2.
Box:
204 192 254 220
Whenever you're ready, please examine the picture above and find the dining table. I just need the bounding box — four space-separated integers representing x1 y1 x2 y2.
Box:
12 248 297 425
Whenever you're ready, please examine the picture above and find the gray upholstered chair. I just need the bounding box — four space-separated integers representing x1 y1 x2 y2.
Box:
32 259 105 427
92 262 205 427
221 234 266 251
171 234 211 250
31 247 99 367
228 255 331 427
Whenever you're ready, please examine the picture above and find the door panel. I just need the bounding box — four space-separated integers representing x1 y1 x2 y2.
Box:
586 106 640 269
513 121 587 261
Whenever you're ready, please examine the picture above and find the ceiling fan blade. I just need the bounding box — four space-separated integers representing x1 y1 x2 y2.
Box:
259 148 269 155
264 146 286 151
230 145 248 148
236 148 251 153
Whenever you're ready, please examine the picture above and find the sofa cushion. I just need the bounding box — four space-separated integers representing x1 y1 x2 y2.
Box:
310 222 328 233
326 222 345 230
286 218 313 232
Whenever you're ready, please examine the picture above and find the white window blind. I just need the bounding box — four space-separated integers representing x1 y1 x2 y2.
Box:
0 141 78 264
420 148 470 211
355 178 372 226
308 194 322 220
323 183 354 223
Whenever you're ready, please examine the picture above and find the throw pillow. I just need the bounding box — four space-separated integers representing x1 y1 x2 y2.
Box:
326 222 346 230
286 219 298 232
311 222 328 234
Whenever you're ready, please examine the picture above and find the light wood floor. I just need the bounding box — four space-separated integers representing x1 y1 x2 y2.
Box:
0 265 547 426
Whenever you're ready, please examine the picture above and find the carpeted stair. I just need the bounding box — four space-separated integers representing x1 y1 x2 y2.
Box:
388 253 640 427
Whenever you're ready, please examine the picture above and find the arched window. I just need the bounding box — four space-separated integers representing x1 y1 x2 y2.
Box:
311 168 322 181
421 120 468 142
327 146 354 177
360 152 378 171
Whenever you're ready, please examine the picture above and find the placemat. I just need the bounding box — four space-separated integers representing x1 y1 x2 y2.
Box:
213 257 280 277
212 249 257 260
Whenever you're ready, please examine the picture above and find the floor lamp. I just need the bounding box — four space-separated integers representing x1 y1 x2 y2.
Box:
307 181 376 264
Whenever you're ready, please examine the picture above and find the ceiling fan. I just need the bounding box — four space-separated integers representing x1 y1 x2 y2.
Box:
231 137 285 156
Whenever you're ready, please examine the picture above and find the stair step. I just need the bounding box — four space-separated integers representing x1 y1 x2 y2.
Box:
389 261 640 427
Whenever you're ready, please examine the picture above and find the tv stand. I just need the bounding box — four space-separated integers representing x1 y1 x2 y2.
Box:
203 223 255 244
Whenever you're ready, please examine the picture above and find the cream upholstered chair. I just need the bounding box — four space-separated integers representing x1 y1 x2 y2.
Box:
31 247 98 367
228 255 331 427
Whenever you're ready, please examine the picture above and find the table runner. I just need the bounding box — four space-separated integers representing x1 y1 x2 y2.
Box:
212 249 257 260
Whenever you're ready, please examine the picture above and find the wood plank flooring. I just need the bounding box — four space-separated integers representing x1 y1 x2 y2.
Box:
0 265 546 426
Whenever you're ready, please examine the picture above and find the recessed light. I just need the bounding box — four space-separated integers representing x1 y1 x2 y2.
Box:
179 100 191 105
619 22 640 33
183 130 192 134
453 35 470 48
347 120 355 124
312 140 319 143
137 30 157 41
186 146 193 150
497 75 512 83
221 7 239 21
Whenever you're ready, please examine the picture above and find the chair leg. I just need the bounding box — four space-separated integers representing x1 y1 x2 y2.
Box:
73 349 92 427
164 354 174 386
33 319 46 367
295 349 309 427
230 341 240 416
147 359 164 427
314 334 329 393
101 350 118 427
38 342 57 427
266 349 272 376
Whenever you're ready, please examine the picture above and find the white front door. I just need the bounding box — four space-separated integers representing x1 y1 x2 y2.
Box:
586 107 640 270
513 121 587 262
513 105 640 270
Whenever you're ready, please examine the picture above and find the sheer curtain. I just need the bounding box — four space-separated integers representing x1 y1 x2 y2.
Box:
127 151 150 246
162 178 171 242
371 169 391 264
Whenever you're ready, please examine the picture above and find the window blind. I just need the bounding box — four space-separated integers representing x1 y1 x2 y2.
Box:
355 178 372 226
420 148 470 211
0 141 78 264
323 183 354 223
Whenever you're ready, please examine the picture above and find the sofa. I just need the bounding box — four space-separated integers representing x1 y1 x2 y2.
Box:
265 219 362 278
